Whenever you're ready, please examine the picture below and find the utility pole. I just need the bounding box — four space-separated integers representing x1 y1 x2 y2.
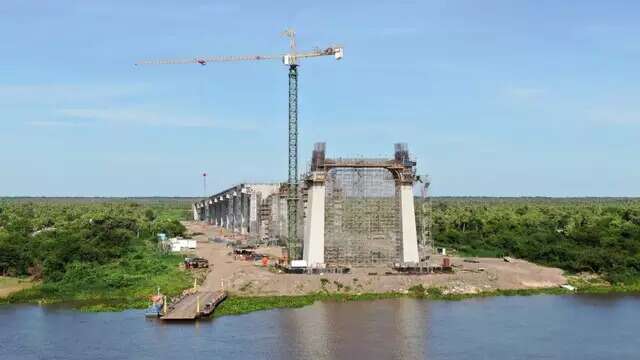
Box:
202 172 207 198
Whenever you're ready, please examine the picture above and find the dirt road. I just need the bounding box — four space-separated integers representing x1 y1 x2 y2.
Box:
0 277 34 298
185 222 566 296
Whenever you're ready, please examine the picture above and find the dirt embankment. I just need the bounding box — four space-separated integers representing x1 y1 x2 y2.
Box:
0 277 34 298
184 222 566 297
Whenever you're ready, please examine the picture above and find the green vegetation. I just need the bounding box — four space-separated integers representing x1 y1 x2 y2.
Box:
426 198 640 284
216 281 640 317
2 196 639 314
215 292 405 317
214 288 574 317
0 199 194 309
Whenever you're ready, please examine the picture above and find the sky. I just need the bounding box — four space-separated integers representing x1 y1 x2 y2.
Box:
1 0 639 197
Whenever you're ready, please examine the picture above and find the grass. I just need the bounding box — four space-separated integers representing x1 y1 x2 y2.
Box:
213 287 571 317
213 279 640 318
0 276 25 288
214 292 406 317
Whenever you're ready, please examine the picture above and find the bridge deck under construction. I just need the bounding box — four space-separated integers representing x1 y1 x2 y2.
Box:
161 290 227 320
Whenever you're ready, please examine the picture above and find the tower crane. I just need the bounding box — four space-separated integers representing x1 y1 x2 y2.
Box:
136 29 343 261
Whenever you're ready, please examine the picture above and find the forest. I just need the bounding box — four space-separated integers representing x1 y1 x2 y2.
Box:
427 197 640 284
0 199 193 306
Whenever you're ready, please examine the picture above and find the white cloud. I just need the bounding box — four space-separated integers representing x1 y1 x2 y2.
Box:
584 97 640 126
379 26 420 36
0 82 256 130
0 83 148 105
503 86 545 101
590 110 640 125
27 120 90 128
57 107 256 130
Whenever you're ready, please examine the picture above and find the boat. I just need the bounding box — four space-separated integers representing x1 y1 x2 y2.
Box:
145 290 165 318
145 302 163 318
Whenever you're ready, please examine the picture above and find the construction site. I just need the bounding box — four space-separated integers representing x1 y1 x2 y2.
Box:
188 142 566 297
140 29 567 300
193 142 428 270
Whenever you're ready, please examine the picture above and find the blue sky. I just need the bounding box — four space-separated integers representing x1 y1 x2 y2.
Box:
1 0 639 197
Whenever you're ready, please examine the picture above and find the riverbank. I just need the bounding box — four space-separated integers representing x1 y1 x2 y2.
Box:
213 279 640 317
0 276 35 298
0 250 194 312
3 272 638 315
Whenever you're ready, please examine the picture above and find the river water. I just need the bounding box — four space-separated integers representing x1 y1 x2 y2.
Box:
1 294 638 360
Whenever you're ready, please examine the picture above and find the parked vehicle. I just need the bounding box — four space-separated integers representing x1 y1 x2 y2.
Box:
184 257 209 269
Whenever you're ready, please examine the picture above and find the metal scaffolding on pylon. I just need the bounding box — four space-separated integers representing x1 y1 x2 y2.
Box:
418 175 433 258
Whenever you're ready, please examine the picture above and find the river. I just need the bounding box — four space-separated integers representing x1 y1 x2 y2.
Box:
1 294 638 359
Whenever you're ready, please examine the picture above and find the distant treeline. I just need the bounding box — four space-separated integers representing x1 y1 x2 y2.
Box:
424 198 640 283
0 197 200 204
431 196 640 203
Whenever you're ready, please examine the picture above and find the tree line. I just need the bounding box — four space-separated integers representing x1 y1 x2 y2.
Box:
425 198 640 283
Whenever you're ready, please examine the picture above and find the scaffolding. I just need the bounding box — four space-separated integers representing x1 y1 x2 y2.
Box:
324 167 401 266
416 175 433 259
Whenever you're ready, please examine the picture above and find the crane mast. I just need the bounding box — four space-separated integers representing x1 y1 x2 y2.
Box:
287 62 299 260
136 30 343 262
284 29 299 260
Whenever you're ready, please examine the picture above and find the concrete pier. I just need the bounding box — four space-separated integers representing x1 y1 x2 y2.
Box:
303 175 326 267
399 184 419 263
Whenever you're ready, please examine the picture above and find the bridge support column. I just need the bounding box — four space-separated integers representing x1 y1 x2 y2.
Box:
240 190 249 235
218 197 224 227
233 192 240 233
226 194 233 230
209 199 216 225
192 204 198 221
399 184 419 263
213 199 218 226
198 203 205 221
303 181 325 267
249 191 258 235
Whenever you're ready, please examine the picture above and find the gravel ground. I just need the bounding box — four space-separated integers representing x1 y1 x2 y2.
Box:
185 222 566 296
